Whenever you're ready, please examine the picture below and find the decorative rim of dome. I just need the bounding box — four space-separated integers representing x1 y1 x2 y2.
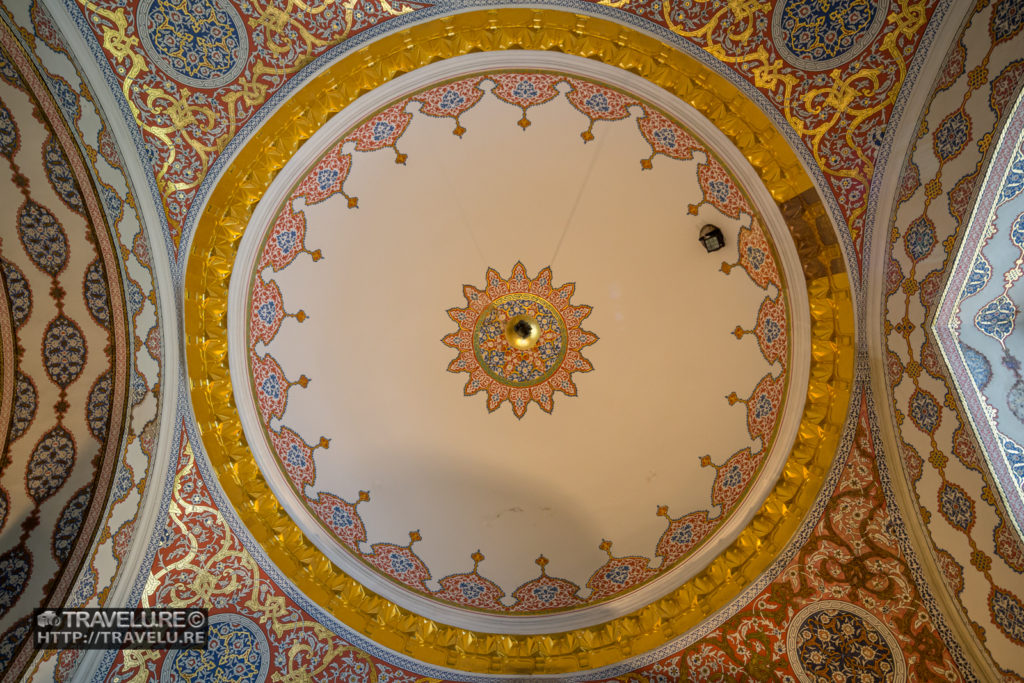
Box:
185 8 853 675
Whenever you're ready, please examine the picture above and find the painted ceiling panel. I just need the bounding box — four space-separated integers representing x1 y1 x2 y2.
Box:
0 17 130 677
881 0 1024 678
0 1 164 678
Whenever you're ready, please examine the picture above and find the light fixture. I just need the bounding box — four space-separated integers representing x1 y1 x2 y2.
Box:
698 224 726 253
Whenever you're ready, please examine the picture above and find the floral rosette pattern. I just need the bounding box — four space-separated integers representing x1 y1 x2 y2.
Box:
443 262 597 417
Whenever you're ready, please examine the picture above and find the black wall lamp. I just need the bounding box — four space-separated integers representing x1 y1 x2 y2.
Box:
698 224 725 253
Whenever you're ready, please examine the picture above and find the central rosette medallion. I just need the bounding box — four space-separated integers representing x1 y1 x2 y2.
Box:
443 263 597 417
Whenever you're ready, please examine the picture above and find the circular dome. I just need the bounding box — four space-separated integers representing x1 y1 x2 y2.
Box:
228 52 810 633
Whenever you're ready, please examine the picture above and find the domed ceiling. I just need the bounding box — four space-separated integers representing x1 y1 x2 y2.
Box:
233 55 807 629
2 0 1024 680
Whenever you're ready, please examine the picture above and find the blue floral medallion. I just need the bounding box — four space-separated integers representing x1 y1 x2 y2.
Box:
772 0 890 71
26 426 76 503
160 614 269 683
42 314 87 388
787 601 905 682
138 0 248 88
17 199 68 277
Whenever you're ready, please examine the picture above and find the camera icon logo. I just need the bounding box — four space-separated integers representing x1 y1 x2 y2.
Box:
37 611 60 628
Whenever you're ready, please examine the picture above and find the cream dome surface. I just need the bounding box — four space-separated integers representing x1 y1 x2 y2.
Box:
229 53 809 633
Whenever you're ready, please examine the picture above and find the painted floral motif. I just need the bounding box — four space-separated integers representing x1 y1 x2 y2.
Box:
10 373 36 442
42 136 84 215
0 97 17 158
990 588 1024 646
0 546 30 620
52 486 91 564
306 491 368 550
472 294 566 386
696 158 745 219
637 109 700 167
586 546 658 601
257 202 317 273
26 426 76 503
933 110 972 162
443 263 597 418
0 259 30 329
904 216 936 262
975 294 1016 343
248 277 287 346
412 76 487 137
293 147 355 207
907 389 941 435
363 538 431 592
86 371 113 441
268 427 318 490
0 619 30 677
42 314 87 388
991 0 1024 43
772 0 887 69
962 343 992 389
82 258 111 327
138 0 248 88
789 602 903 682
17 198 67 277
938 482 976 534
251 353 298 423
161 615 269 682
510 558 583 612
433 553 506 610
489 73 561 128
964 255 993 298
343 101 413 160
564 78 638 141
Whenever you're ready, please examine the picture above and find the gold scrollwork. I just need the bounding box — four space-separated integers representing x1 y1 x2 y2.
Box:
661 0 928 236
185 9 853 674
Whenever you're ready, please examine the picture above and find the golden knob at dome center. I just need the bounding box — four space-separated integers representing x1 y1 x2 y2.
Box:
504 314 541 350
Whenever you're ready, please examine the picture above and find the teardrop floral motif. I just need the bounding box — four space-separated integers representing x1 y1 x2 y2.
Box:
1 258 31 329
82 258 110 327
17 199 68 277
53 485 91 564
86 371 112 441
42 315 86 388
0 544 31 619
10 372 36 441
0 97 17 160
43 135 84 215
26 426 76 503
